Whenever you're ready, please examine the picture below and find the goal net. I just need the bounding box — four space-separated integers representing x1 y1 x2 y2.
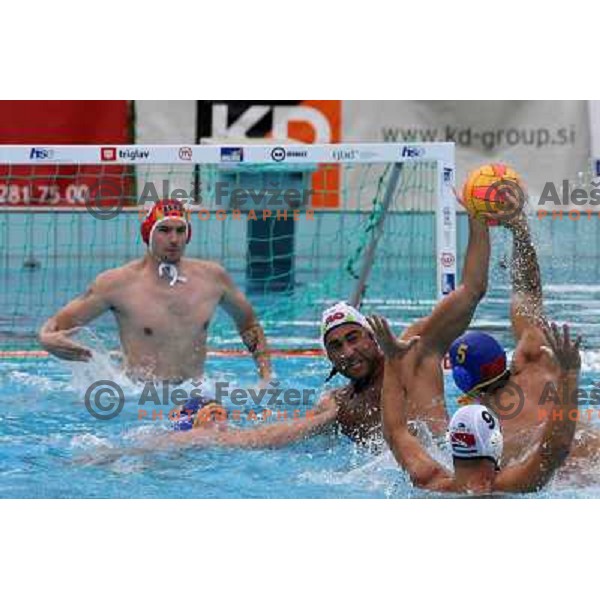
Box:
0 143 456 351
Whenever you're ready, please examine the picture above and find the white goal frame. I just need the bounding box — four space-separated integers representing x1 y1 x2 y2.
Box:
0 142 457 300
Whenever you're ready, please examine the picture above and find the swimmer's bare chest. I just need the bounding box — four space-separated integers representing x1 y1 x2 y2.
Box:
403 351 447 435
110 275 223 351
335 384 382 442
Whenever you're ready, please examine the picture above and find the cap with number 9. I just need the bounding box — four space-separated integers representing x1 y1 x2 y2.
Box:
448 404 503 468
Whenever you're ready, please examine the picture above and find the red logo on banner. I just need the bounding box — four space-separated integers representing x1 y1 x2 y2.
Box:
101 147 117 161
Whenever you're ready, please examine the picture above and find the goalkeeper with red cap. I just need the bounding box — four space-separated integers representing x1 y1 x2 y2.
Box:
39 199 271 384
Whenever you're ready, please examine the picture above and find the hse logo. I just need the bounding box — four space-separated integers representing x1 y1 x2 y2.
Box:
29 147 55 160
101 147 150 161
401 145 425 158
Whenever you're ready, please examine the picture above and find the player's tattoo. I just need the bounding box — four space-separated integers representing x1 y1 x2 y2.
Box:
511 224 543 318
241 323 271 379
241 323 264 354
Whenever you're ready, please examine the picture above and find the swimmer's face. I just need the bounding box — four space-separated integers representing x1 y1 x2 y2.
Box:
325 324 381 380
152 219 188 262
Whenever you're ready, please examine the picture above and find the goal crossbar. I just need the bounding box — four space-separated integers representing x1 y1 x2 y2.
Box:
0 143 454 165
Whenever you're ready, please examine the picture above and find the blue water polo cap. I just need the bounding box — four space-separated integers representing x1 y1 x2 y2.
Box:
449 331 508 394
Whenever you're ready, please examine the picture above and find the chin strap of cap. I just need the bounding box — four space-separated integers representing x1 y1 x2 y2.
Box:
158 262 187 287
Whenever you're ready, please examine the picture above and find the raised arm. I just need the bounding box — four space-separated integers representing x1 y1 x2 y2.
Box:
155 393 338 451
496 322 581 493
505 210 544 342
497 197 549 370
205 395 337 448
38 271 115 361
80 395 339 466
218 267 272 381
368 316 452 489
402 212 490 356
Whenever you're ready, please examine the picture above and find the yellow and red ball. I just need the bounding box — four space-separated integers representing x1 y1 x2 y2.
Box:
462 163 523 224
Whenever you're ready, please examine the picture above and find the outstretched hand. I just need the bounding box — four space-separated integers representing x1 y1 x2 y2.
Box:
541 321 582 373
453 183 527 229
367 315 419 360
494 181 529 231
39 326 93 362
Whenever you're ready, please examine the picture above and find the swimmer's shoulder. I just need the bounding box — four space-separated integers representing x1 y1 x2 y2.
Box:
327 382 354 405
312 390 339 419
512 325 557 375
91 261 143 293
184 259 234 284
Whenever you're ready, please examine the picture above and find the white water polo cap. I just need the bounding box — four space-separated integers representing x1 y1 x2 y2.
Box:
320 302 372 347
448 405 503 469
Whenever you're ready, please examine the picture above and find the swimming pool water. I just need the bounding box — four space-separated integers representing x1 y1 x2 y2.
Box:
3 287 600 499
3 219 600 498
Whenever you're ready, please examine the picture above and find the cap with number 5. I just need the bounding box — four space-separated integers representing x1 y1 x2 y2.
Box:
449 331 508 394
